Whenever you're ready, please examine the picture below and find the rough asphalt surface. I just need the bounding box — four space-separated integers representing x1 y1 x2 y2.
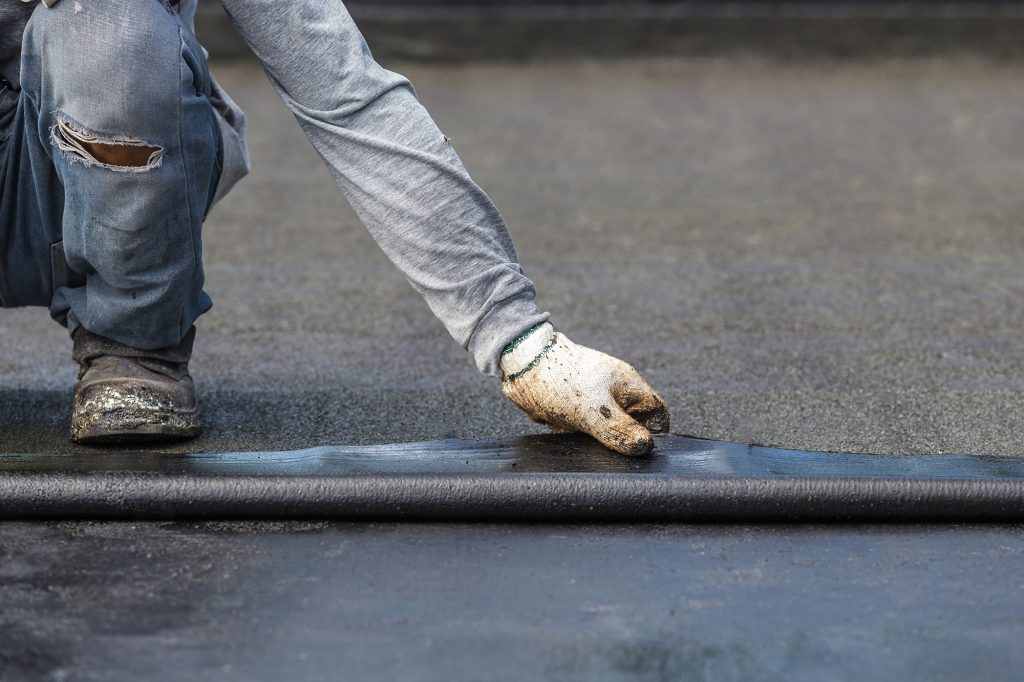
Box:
4 58 1024 680
4 59 1024 456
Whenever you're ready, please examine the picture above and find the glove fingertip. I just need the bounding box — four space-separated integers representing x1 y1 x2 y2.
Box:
622 430 655 457
596 422 655 457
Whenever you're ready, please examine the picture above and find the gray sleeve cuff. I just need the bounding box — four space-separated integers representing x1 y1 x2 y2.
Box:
467 295 551 376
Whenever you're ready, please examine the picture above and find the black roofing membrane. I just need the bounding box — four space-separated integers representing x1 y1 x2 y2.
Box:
2 434 1023 521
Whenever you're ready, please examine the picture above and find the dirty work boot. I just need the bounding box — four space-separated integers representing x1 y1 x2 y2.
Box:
500 323 670 457
71 327 200 444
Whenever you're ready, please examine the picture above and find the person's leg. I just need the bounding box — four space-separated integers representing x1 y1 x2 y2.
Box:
2 0 222 443
16 0 221 346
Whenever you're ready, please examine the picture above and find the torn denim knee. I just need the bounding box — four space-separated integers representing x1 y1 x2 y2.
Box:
50 114 164 172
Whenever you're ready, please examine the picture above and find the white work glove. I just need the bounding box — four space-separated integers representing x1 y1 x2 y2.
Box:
500 323 669 456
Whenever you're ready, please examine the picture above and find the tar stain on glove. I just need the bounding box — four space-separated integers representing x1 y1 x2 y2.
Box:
500 323 669 456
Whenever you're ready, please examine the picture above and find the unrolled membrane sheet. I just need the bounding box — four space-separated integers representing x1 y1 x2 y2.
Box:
1 434 1023 521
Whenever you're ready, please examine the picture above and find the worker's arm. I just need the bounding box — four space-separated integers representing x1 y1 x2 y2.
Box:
217 0 669 454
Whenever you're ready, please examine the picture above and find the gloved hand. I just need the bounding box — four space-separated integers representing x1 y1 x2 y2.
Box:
500 323 669 456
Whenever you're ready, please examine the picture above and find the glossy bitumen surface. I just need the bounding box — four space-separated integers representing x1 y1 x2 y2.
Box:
3 433 1024 478
2 434 1024 522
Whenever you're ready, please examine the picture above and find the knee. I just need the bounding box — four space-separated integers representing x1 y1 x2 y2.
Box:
23 0 184 125
51 112 165 172
24 1 209 172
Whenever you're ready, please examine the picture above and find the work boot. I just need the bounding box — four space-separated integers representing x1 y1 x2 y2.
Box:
70 327 201 444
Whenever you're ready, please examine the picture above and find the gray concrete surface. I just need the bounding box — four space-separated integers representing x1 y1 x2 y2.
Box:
4 57 1024 456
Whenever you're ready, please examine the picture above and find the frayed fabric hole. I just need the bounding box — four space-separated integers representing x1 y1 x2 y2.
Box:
50 115 165 173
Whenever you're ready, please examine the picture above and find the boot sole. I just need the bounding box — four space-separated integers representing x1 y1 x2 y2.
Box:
71 406 201 445
71 375 202 445
72 419 201 445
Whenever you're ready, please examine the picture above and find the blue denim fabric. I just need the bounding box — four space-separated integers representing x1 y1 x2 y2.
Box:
0 0 222 350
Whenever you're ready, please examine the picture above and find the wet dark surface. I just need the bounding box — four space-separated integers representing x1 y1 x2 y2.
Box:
3 433 1024 479
3 521 1024 682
